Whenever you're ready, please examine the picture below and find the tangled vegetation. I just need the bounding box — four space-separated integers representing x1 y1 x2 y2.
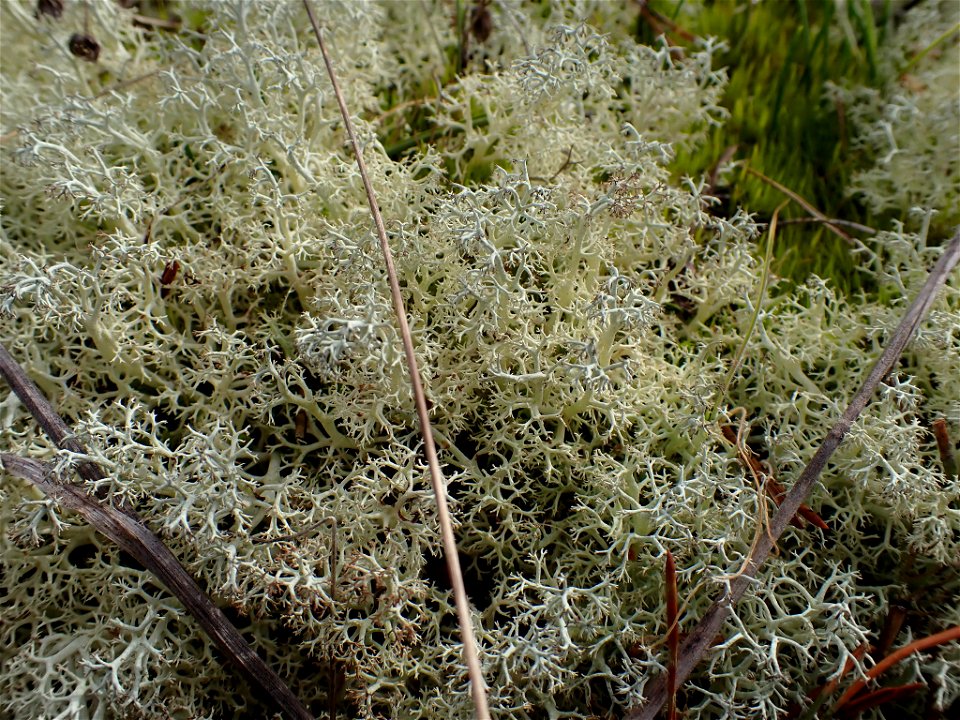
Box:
1 1 957 719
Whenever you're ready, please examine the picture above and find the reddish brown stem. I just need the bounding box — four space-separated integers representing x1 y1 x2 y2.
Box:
636 0 698 43
833 625 960 712
839 683 925 718
719 424 828 531
808 642 871 703
931 418 957 480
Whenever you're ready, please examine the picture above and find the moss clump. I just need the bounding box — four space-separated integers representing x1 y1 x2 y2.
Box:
646 0 959 293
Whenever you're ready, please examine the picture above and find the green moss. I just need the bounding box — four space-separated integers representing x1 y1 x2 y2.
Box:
639 1 856 290
645 0 958 294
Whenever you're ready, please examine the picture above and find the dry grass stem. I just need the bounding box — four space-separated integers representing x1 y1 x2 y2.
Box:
301 2 490 717
714 201 785 418
776 216 878 235
720 419 828 532
745 166 853 243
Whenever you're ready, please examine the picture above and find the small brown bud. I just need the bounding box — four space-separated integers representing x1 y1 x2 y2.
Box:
36 0 64 19
68 33 100 62
469 2 493 44
160 260 180 286
160 260 180 298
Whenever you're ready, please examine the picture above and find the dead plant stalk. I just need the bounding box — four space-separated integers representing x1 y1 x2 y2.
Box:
301 2 490 718
626 228 960 720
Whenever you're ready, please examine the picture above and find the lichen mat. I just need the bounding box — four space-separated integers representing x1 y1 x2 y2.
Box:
2 1 958 719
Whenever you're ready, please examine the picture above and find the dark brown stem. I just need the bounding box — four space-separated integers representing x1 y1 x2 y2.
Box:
0 345 314 720
0 343 105 488
328 519 340 720
625 229 960 720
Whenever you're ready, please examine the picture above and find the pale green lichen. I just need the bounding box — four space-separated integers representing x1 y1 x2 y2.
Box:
1 2 957 719
827 0 960 226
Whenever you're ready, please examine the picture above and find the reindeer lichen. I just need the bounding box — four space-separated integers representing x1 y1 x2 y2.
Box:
1 1 957 719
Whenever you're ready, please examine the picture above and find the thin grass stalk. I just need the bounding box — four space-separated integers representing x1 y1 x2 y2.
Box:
776 216 877 235
626 228 960 720
744 166 853 243
712 200 786 420
900 20 960 74
301 3 490 717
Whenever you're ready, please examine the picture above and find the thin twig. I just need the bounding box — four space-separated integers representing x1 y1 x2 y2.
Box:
626 228 960 720
635 0 698 43
131 13 182 32
705 144 738 198
549 146 575 182
89 69 163 100
253 519 328 544
719 409 780 580
301 3 490 718
744 166 853 244
775 216 877 235
372 95 434 125
0 454 314 719
900 20 960 74
529 146 577 183
0 343 107 491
